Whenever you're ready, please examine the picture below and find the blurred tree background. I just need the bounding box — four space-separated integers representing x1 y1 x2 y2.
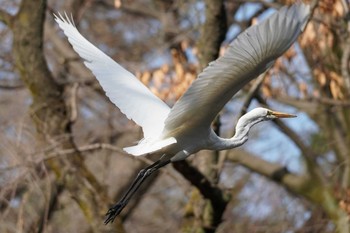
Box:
1 0 350 232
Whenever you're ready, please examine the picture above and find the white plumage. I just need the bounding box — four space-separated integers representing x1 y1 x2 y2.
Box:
55 3 309 223
54 4 309 157
54 13 170 141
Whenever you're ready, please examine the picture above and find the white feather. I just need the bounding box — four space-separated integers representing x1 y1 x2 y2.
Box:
162 3 309 137
54 13 171 141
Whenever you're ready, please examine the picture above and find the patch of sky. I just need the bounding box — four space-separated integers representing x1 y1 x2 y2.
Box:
225 3 277 42
95 10 121 21
105 10 122 20
219 164 248 188
0 1 19 15
147 19 161 36
273 52 312 98
226 3 284 42
184 47 198 64
292 44 312 78
244 120 305 174
0 159 18 187
268 99 319 138
80 102 97 119
289 44 313 94
144 50 172 69
98 43 112 55
122 29 137 44
189 1 205 26
235 3 262 21
0 21 7 32
3 125 17 140
118 19 160 45
225 24 241 43
235 173 308 225
238 175 278 218
0 60 16 80
225 2 263 43
9 197 21 208
0 29 12 54
79 18 89 31
317 151 337 176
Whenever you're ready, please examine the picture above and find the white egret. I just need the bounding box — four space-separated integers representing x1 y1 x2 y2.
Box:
55 2 309 224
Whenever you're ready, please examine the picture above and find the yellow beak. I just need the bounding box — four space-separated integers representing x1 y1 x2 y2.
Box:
270 110 297 118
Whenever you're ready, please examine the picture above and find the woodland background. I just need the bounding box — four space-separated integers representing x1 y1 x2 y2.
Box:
1 0 350 232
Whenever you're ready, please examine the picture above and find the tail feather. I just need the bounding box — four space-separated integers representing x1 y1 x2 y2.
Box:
123 137 177 156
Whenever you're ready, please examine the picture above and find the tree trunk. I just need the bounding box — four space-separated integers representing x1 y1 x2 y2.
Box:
12 0 122 231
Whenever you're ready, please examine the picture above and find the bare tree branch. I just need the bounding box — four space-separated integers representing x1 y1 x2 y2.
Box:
172 160 228 231
0 9 13 27
226 149 308 192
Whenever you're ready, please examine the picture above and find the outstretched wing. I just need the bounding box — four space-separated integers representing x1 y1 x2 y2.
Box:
163 3 310 136
54 13 170 139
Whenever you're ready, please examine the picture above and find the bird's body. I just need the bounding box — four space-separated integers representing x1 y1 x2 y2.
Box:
55 2 310 224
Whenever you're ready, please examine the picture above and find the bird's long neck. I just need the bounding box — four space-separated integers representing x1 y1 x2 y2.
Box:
212 128 249 151
209 117 260 151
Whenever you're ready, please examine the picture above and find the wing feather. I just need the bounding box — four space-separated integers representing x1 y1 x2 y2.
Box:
54 13 170 139
163 3 310 136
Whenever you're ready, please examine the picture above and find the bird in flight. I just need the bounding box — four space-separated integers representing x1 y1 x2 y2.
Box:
55 2 309 224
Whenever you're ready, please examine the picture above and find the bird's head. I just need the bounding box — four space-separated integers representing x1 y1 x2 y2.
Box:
236 107 296 132
247 107 296 121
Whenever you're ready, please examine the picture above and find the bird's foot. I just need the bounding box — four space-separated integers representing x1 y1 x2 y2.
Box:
104 202 126 224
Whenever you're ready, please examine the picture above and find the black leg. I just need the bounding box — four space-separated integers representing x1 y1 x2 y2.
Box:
104 159 170 224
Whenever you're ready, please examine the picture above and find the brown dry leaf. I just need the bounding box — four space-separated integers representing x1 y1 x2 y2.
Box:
314 68 327 87
330 79 344 99
114 0 121 8
251 17 258 25
171 48 181 64
175 63 185 81
161 64 169 73
329 71 343 84
284 0 295 5
319 0 335 13
184 72 195 85
173 84 184 100
329 71 344 99
192 46 198 57
333 1 344 17
140 71 151 85
261 75 272 97
284 46 297 61
219 44 228 57
261 85 272 98
339 200 346 210
299 82 308 98
274 57 283 71
172 48 187 66
319 0 343 17
312 89 320 98
317 24 334 50
299 23 316 47
181 40 189 51
153 69 165 88
150 86 159 96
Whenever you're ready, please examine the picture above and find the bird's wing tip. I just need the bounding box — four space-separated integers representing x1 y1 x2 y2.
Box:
53 11 75 27
293 2 311 31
